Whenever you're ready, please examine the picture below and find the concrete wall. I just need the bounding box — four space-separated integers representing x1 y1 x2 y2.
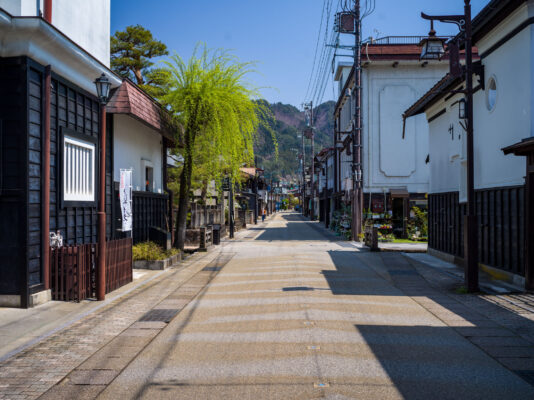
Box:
426 2 532 194
113 114 163 193
0 0 110 66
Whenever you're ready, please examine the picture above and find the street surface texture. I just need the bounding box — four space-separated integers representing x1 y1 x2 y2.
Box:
1 212 534 399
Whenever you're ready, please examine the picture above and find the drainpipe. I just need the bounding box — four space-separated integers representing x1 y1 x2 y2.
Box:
42 66 51 290
96 104 107 301
44 0 52 23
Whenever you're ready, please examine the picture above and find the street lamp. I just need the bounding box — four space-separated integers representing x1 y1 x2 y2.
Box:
94 74 111 105
94 74 111 301
419 0 480 292
419 21 447 60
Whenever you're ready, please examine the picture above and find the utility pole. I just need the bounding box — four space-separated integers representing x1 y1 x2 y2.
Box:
303 101 314 220
352 0 363 241
301 132 305 215
418 0 479 292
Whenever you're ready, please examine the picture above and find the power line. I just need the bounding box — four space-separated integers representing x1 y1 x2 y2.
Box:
304 0 328 102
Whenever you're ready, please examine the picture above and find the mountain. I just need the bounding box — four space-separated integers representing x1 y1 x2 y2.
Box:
254 100 335 181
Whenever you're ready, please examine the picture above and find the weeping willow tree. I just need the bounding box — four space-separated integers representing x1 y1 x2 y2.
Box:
161 45 275 250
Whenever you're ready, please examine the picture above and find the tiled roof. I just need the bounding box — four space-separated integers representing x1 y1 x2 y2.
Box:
107 79 175 140
362 44 422 60
402 73 462 119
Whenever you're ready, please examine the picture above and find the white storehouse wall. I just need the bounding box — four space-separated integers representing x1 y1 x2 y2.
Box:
0 0 110 66
425 2 532 194
113 114 163 193
362 63 448 194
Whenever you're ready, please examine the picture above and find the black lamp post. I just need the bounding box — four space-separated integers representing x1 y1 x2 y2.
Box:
419 0 479 292
94 73 111 301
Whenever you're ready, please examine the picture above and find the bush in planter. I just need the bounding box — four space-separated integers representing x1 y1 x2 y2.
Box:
133 241 180 261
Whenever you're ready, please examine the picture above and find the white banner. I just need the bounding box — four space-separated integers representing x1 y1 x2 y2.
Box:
120 169 133 232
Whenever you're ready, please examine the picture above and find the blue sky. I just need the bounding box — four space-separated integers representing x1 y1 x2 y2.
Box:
111 0 489 107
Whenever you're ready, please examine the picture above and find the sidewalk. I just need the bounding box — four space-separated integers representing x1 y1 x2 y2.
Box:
0 219 266 399
0 269 164 361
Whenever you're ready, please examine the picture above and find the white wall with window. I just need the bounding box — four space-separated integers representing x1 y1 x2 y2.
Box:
425 2 531 194
113 114 163 193
62 134 96 203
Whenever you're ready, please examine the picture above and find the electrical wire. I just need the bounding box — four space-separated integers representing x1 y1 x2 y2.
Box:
304 0 328 101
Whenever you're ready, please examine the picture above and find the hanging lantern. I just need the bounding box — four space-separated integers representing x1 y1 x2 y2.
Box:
94 73 111 105
419 22 446 60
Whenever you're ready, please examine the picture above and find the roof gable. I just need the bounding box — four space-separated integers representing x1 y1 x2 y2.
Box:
107 79 177 141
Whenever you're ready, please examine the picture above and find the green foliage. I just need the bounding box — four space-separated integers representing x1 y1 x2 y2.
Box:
254 101 335 181
132 241 180 261
110 25 169 97
407 206 428 240
161 44 269 189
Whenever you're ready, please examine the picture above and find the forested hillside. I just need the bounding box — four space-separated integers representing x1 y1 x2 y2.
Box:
254 101 335 180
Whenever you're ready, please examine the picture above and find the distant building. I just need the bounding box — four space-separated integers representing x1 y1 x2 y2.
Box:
332 37 448 236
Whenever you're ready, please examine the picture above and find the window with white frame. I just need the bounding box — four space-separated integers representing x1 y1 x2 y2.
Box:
63 135 95 202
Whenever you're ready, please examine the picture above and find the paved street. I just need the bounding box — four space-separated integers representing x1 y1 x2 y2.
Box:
2 212 534 399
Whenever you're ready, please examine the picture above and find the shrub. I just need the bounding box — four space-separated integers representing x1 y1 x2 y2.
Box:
133 241 180 261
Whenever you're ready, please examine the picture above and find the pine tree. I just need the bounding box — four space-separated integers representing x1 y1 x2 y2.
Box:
110 25 169 97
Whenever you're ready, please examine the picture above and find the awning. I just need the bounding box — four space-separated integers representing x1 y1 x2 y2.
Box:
390 188 409 198
502 137 534 156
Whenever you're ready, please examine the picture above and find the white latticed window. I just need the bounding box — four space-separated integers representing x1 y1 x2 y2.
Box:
63 135 95 202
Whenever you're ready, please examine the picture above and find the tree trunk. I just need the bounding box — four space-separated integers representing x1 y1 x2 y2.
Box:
173 104 199 250
173 159 190 250
134 68 144 85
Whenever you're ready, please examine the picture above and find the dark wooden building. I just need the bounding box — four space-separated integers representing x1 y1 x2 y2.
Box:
0 6 122 307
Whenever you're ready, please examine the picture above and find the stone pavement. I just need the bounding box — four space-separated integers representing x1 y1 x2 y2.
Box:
1 212 534 399
0 269 161 361
0 246 233 400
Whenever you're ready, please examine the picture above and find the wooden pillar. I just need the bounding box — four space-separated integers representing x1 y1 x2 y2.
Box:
42 66 51 290
526 152 534 290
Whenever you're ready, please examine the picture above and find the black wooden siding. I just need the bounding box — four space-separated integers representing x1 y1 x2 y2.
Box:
429 186 525 276
0 56 113 300
0 57 29 298
28 67 42 288
48 67 113 247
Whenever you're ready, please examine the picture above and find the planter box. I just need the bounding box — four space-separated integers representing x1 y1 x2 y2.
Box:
133 252 182 270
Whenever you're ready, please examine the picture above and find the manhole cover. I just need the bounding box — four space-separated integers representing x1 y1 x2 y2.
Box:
283 286 314 291
139 309 179 323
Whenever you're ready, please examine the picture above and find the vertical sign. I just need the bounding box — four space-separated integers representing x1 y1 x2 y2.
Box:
120 169 132 232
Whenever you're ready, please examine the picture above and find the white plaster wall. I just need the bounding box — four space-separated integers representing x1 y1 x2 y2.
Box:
426 5 532 193
0 0 110 66
53 0 110 66
327 155 334 190
363 63 448 194
113 114 163 193
427 98 465 194
472 15 531 189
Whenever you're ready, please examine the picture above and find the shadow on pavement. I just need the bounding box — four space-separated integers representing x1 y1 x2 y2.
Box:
355 324 534 399
253 213 337 242
324 249 534 392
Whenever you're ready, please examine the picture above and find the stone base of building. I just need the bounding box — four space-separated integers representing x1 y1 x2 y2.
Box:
0 290 51 308
428 247 526 288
